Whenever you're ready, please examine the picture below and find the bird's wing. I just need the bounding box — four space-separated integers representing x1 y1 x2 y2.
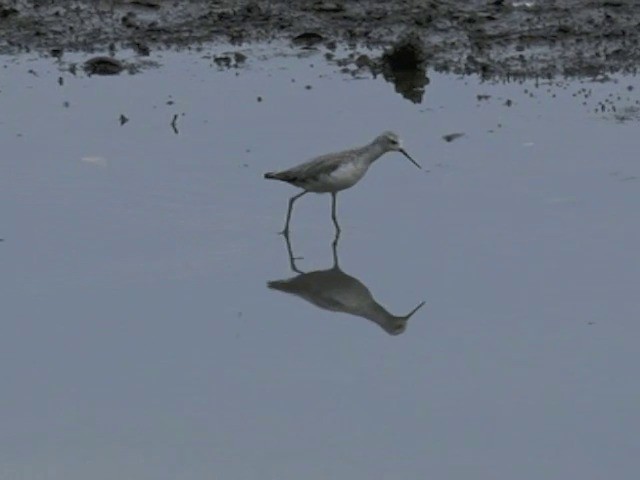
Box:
289 148 362 179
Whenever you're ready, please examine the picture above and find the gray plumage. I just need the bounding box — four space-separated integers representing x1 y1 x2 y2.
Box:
269 232 426 335
265 131 421 234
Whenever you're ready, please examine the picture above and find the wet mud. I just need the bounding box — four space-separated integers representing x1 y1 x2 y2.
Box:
1 0 639 83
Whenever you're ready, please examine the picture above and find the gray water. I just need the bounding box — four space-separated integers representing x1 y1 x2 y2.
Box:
1 47 639 480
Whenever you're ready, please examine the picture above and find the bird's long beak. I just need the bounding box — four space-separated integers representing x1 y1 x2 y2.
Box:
400 148 422 169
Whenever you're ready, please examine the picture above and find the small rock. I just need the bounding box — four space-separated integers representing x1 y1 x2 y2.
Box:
313 2 344 13
355 54 372 69
122 12 138 29
129 0 161 8
292 32 324 46
133 42 150 56
214 55 232 68
0 6 18 18
214 52 246 68
84 56 125 76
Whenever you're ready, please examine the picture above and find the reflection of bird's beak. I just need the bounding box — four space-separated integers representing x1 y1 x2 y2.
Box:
403 301 426 319
400 148 422 169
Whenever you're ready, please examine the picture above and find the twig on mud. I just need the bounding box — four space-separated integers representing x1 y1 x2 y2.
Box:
171 113 179 134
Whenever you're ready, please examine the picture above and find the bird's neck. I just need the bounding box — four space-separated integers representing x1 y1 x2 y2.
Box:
360 142 386 165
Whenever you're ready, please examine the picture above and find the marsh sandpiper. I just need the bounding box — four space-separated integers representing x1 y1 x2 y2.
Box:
264 131 421 234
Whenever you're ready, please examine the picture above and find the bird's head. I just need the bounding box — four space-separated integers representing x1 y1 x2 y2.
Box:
375 131 421 169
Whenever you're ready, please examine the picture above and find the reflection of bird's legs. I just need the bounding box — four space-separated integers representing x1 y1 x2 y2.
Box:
281 191 307 235
331 228 340 269
283 230 303 274
331 192 341 236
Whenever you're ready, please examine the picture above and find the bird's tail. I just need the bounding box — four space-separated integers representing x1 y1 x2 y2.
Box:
264 171 292 181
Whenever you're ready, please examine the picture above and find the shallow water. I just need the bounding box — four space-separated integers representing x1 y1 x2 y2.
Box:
1 47 639 480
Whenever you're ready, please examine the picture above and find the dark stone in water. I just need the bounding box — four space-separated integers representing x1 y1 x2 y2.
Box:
84 56 124 76
379 32 430 103
292 32 324 46
442 133 465 142
382 32 428 72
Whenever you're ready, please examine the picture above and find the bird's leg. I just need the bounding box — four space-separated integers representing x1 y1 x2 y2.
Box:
331 192 341 236
280 191 307 235
283 230 303 273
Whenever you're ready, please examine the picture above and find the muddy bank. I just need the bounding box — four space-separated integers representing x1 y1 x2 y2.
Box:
1 0 639 82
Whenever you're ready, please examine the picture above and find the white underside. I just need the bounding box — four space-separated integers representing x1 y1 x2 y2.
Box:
304 161 368 193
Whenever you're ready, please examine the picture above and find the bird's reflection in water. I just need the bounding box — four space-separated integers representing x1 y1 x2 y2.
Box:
268 232 425 335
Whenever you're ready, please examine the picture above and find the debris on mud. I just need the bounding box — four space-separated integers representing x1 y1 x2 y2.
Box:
170 114 179 134
213 51 248 69
355 54 373 69
132 42 151 56
1 1 640 85
442 133 465 143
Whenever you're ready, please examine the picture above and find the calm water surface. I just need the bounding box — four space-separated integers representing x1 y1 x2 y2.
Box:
1 47 639 480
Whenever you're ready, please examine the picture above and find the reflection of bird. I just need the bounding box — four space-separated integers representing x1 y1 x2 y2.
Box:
268 232 425 335
264 131 421 235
